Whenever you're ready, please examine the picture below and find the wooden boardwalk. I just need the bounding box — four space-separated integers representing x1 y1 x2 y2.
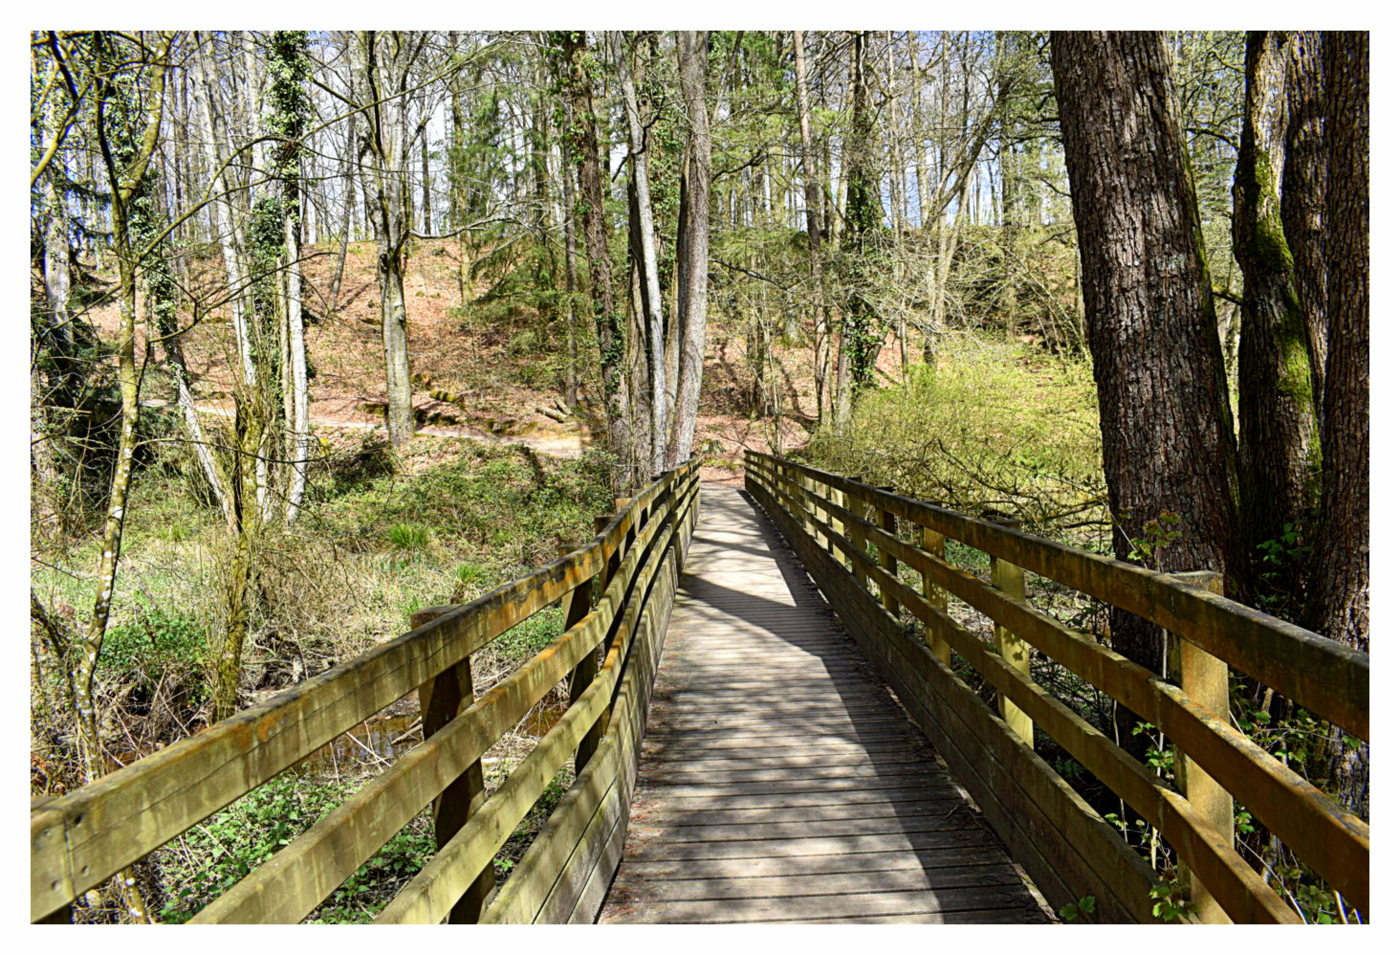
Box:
597 486 1050 924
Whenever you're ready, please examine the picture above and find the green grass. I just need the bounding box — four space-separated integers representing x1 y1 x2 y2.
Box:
807 334 1106 541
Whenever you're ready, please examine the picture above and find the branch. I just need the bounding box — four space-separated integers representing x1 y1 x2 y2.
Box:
1212 285 1244 307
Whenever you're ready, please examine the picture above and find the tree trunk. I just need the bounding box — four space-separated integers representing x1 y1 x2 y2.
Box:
619 34 667 477
834 31 884 431
793 30 832 424
360 30 419 448
558 31 632 487
1233 31 1319 604
1051 33 1242 717
1304 31 1370 820
667 30 713 471
1281 31 1328 425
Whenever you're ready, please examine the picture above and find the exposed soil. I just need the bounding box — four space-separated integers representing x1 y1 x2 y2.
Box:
91 234 908 487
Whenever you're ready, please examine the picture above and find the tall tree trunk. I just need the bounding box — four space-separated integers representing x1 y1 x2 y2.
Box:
360 30 418 448
284 193 309 520
1281 31 1328 425
559 139 580 408
1051 33 1242 736
1233 31 1319 604
834 31 884 431
1308 31 1369 817
558 31 632 487
793 30 832 424
619 33 667 477
667 30 712 469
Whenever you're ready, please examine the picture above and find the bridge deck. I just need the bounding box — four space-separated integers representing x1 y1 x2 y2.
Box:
597 486 1050 924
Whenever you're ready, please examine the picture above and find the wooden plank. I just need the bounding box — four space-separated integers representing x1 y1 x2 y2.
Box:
412 608 492 923
603 882 1042 923
615 845 1013 881
637 798 967 828
630 814 990 843
608 863 1026 903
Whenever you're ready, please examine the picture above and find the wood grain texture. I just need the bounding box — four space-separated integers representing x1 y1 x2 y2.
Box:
596 487 1049 924
754 454 1367 919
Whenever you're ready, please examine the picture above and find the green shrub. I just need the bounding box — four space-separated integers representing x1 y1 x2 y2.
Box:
100 601 207 682
807 335 1106 540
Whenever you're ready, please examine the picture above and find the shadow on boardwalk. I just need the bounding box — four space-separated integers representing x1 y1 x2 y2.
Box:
596 485 1051 924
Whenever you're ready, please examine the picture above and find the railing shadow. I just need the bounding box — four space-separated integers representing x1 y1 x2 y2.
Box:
618 485 1045 922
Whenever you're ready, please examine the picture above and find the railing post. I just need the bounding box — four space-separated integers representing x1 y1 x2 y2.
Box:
920 525 951 665
875 487 900 615
559 545 601 773
987 517 1034 746
412 606 493 923
1168 570 1232 924
846 476 868 590
594 511 623 659
828 477 847 567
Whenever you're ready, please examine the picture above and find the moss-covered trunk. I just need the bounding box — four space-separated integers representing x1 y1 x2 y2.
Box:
1233 31 1319 609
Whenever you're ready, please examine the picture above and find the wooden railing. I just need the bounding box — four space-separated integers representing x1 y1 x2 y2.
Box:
745 451 1368 925
31 462 700 924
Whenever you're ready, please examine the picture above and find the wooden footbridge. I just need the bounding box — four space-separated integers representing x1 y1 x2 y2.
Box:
32 454 1369 924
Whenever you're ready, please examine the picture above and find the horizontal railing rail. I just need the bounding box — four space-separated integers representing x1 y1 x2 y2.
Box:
745 451 1367 925
31 461 700 924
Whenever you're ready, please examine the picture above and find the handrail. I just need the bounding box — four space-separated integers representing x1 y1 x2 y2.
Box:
31 461 701 924
745 451 1368 925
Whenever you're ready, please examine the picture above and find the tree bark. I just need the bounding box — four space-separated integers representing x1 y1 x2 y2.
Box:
619 33 667 477
1281 31 1328 425
834 31 884 430
1051 33 1242 701
557 31 632 487
1233 31 1319 603
793 30 832 424
360 30 420 448
667 30 712 469
1308 32 1369 652
1306 31 1370 820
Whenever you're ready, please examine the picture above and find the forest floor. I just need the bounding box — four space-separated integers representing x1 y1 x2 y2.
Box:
93 235 906 487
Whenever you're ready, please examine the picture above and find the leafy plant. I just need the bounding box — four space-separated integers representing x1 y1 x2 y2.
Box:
1057 895 1096 921
387 522 431 552
100 599 207 682
1149 880 1192 922
1126 512 1182 566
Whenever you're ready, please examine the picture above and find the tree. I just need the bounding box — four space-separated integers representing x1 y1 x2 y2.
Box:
1232 31 1319 605
1050 33 1242 728
666 30 712 469
1308 30 1368 814
618 32 668 477
358 30 427 448
267 30 312 521
832 31 885 430
1280 32 1328 421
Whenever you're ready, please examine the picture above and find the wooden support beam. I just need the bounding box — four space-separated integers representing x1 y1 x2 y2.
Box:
876 487 900 615
1168 570 1232 924
921 525 950 665
559 545 601 773
411 605 493 923
986 517 1033 746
